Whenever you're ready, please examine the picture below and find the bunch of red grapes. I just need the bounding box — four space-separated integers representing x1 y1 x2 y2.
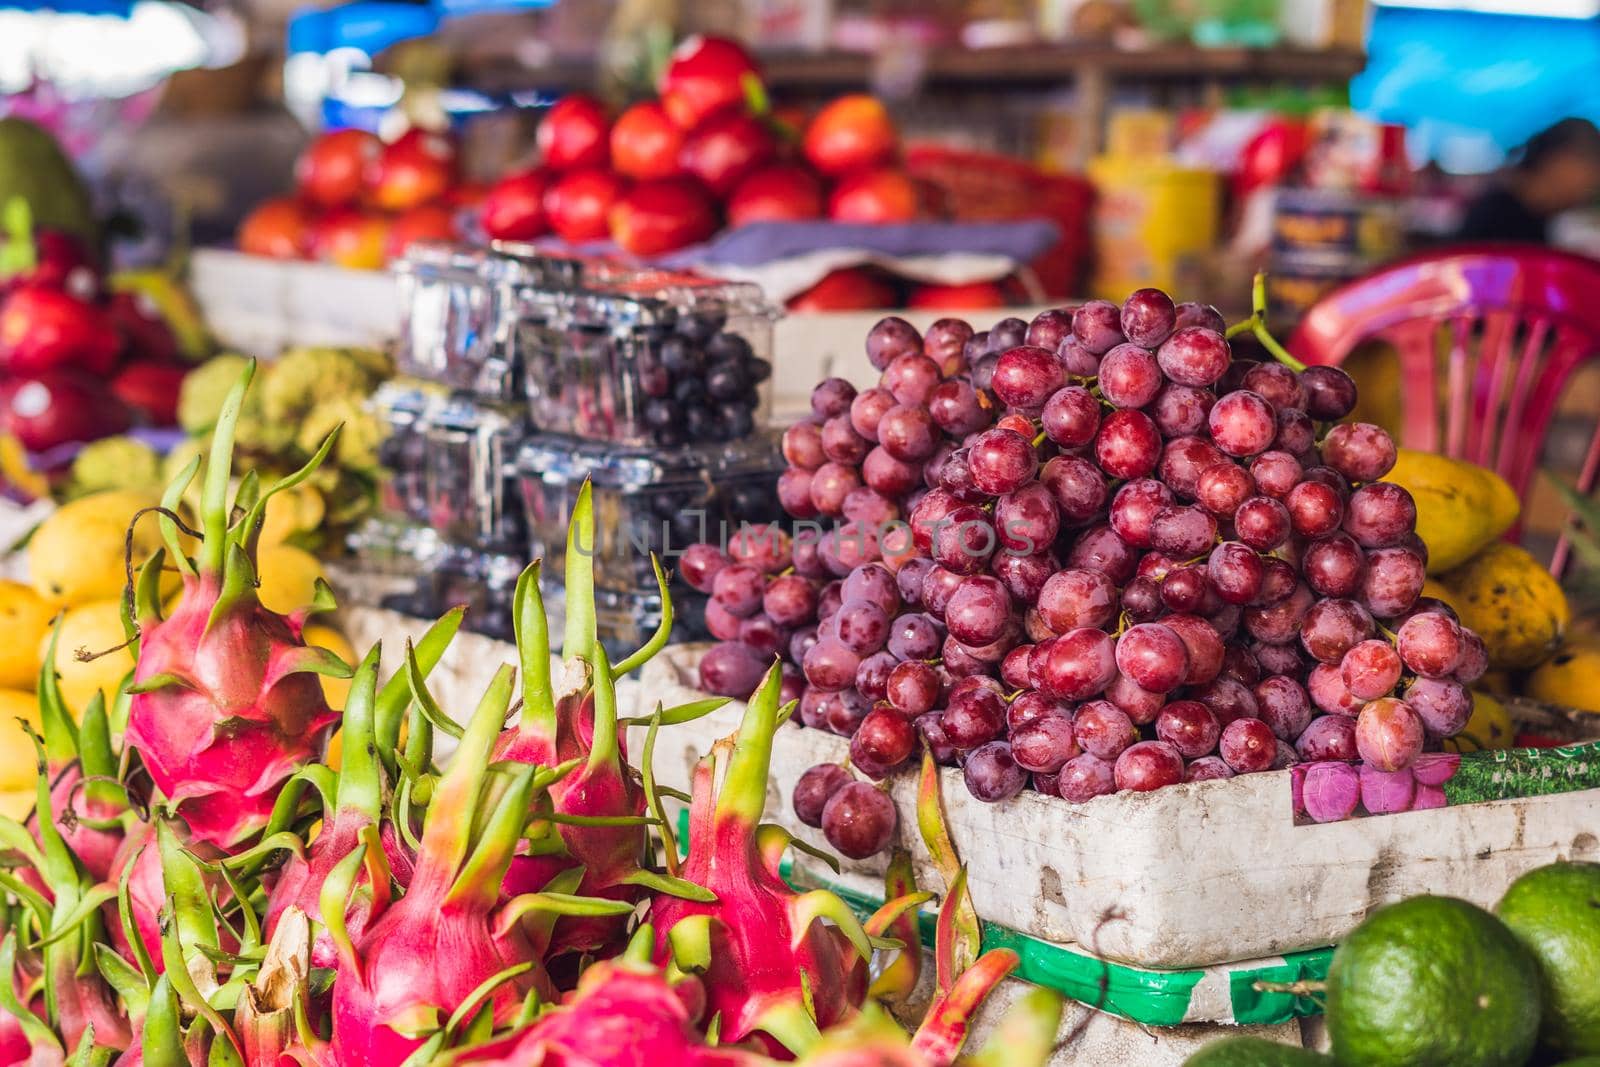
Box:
682 292 1488 823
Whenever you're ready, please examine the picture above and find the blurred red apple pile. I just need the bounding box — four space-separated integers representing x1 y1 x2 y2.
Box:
237 127 473 270
480 36 920 256
0 231 190 453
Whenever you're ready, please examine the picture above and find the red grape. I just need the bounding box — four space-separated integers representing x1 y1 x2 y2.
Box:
886 660 938 715
705 600 744 641
855 651 898 701
992 551 1056 604
1249 451 1303 499
1160 566 1209 613
1026 308 1074 350
822 413 870 465
1233 496 1291 551
1219 717 1277 773
941 685 1006 749
992 345 1065 409
1012 715 1080 773
876 404 938 463
1453 632 1488 684
1244 582 1314 645
1159 437 1227 500
822 782 897 857
1041 455 1110 525
1156 700 1222 759
1209 390 1277 457
1275 408 1316 454
968 428 1039 495
1259 557 1299 604
698 642 769 697
712 564 764 617
1302 534 1365 599
1295 714 1359 761
1041 385 1101 447
1164 613 1225 686
1029 628 1118 701
1151 505 1219 557
1105 672 1165 724
1037 568 1118 634
1307 661 1361 716
1285 480 1344 539
1322 423 1397 483
1122 575 1162 620
1208 541 1266 604
1395 612 1464 678
1195 676 1259 726
945 575 1013 646
849 386 896 442
917 712 959 765
1301 365 1358 420
682 543 731 592
1072 300 1124 354
1300 598 1375 664
1255 675 1313 740
1174 302 1226 332
1360 546 1425 619
1002 645 1036 691
1099 343 1165 408
996 483 1061 554
964 741 1029 802
1156 327 1230 386
920 565 965 616
803 637 862 691
927 317 976 372
809 462 862 517
1072 700 1137 759
812 377 858 419
1057 753 1117 801
932 505 998 576
1344 482 1416 549
779 468 819 518
1121 287 1177 347
793 764 853 827
865 317 923 371
1185 756 1235 782
1114 741 1184 792
883 352 942 407
782 421 826 469
1354 697 1424 772
824 689 871 735
1150 382 1216 437
1196 463 1256 517
1115 622 1190 693
842 563 900 615
928 379 994 436
1242 362 1306 412
1404 677 1472 737
888 612 943 660
1066 524 1139 583
739 615 789 658
856 705 917 767
1095 409 1162 479
1056 338 1101 376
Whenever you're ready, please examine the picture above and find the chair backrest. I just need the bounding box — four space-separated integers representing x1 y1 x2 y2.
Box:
1289 244 1600 573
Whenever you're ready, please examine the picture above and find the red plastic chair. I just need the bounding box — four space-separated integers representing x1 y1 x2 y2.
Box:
1289 244 1600 573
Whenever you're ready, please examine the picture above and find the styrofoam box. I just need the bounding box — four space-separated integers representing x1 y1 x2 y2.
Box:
634 644 1600 971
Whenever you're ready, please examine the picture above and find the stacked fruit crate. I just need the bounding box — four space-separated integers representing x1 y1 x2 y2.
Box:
355 241 790 656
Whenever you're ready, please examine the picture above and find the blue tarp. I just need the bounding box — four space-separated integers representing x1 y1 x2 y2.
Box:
1354 6 1600 168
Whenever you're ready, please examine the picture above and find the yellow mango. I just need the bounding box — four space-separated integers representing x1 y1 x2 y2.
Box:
1438 542 1569 670
1384 449 1519 575
29 490 171 607
1525 642 1600 714
0 689 42 792
255 544 327 616
40 601 134 718
0 580 52 688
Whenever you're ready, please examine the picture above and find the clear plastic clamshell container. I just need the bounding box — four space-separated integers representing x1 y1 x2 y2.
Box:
372 378 451 525
516 431 786 596
521 270 778 447
394 241 585 402
421 398 527 553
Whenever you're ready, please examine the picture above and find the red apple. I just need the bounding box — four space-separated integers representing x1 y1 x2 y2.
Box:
787 267 899 312
367 128 458 212
659 35 761 131
907 280 1007 310
727 164 823 227
537 94 611 171
0 371 130 452
107 290 180 364
295 128 380 208
545 169 629 244
803 94 898 177
111 360 187 426
237 198 315 260
828 168 919 224
447 181 490 209
385 204 460 260
608 179 719 256
0 287 123 376
481 169 553 241
611 102 685 181
311 210 389 270
678 112 776 198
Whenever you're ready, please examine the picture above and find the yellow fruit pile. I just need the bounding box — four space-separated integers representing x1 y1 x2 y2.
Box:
2 488 358 811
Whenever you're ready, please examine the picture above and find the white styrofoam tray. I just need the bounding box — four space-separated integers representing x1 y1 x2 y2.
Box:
633 645 1600 971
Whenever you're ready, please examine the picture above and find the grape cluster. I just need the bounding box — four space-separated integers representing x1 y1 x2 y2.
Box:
684 294 1487 808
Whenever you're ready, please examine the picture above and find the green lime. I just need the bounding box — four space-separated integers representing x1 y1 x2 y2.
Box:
1496 861 1600 1056
1183 1035 1331 1066
1327 895 1541 1067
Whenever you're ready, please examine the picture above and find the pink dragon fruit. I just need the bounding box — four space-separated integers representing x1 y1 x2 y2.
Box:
326 662 634 1067
124 360 348 851
453 926 772 1066
647 662 882 1057
491 483 704 959
260 612 460 973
